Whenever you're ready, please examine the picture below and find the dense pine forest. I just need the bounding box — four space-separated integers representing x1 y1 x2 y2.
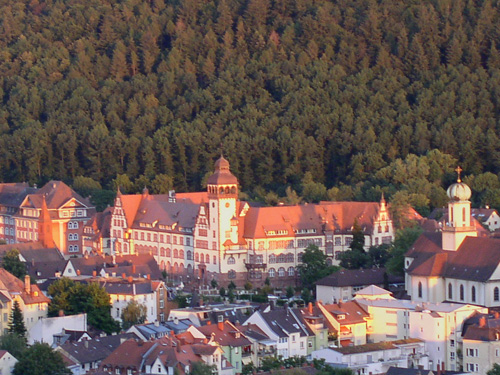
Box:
2 0 500 213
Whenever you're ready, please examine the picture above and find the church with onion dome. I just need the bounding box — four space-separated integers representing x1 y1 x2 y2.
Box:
405 167 500 307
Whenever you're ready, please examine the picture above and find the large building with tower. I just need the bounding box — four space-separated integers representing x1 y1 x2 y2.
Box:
109 156 395 286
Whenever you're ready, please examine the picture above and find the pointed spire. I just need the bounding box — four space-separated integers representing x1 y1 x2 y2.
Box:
39 195 55 248
116 186 122 197
380 192 386 204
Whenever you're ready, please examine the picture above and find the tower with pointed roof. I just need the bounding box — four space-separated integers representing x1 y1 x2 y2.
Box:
207 156 239 273
442 166 477 251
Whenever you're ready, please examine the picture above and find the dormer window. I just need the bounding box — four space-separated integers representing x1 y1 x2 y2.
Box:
337 314 345 320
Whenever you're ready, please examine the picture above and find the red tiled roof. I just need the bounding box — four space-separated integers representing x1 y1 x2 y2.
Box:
0 268 50 305
197 321 251 347
322 301 369 325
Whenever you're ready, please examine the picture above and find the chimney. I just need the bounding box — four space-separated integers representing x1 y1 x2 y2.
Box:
308 302 313 314
155 320 159 327
174 316 179 325
122 273 126 279
218 319 224 332
84 340 88 348
479 316 487 328
24 275 31 294
207 321 211 325
132 264 136 274
92 270 97 277
203 338 208 344
147 274 151 280
437 363 441 375
495 312 500 319
76 269 81 276
128 276 133 283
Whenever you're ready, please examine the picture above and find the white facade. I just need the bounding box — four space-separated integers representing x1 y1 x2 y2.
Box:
311 340 429 374
409 304 486 371
28 313 87 345
0 351 17 375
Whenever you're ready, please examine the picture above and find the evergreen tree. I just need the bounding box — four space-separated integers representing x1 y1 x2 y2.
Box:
8 300 27 341
2 249 26 279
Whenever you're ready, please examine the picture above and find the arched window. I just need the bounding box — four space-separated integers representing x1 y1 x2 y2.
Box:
269 254 276 264
418 282 423 298
179 250 184 259
471 286 476 303
195 253 199 262
173 263 178 274
166 248 171 257
231 187 236 194
173 249 178 258
187 264 193 274
213 256 217 264
228 256 235 265
228 270 236 279
206 254 210 264
286 253 294 263
326 258 332 266
160 248 166 257
463 207 466 223
277 254 285 263
495 287 499 302
186 250 192 260
298 252 303 263
200 253 204 263
278 267 285 277
288 267 294 277
460 284 464 301
448 283 453 300
268 268 275 278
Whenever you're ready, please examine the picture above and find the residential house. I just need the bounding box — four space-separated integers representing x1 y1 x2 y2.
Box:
90 277 159 325
127 322 170 341
190 320 252 372
244 307 313 358
99 336 233 375
471 208 500 232
237 323 273 366
56 333 138 375
461 311 500 375
316 268 404 304
297 302 329 355
167 302 257 327
311 339 429 375
0 269 49 334
408 303 485 372
317 301 369 347
0 350 18 375
28 313 87 345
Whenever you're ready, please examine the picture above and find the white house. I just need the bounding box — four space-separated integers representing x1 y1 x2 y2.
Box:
0 350 17 375
28 313 87 345
311 339 429 375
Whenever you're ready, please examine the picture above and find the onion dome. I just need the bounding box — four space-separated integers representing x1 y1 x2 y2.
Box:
207 156 238 185
447 166 471 201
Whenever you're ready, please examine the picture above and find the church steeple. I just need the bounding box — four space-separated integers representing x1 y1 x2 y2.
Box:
207 155 238 198
442 166 477 251
39 196 55 248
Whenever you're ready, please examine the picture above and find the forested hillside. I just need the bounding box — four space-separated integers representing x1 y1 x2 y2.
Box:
1 0 500 213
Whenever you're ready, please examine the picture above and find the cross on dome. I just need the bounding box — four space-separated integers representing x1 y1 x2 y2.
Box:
455 166 463 183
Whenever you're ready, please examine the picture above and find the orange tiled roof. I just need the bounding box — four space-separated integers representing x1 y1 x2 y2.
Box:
0 268 50 305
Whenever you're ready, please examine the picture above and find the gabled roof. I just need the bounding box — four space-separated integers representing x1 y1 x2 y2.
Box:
354 285 394 298
257 308 311 338
132 197 199 231
196 321 251 347
321 301 369 325
407 234 500 282
243 201 385 238
21 181 92 210
69 254 161 279
0 268 50 305
332 338 422 354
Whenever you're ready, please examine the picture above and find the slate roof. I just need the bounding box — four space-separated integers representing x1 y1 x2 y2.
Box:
0 183 35 207
258 308 311 338
92 278 154 295
237 323 270 341
316 268 403 288
58 333 137 364
70 254 161 279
